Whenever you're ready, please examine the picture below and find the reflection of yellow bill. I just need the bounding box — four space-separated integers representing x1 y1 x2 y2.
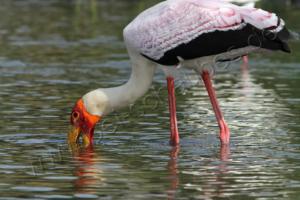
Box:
68 126 81 144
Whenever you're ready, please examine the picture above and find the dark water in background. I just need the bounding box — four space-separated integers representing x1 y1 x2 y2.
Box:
0 0 300 199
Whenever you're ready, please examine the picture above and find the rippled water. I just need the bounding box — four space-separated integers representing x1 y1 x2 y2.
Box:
1 1 300 199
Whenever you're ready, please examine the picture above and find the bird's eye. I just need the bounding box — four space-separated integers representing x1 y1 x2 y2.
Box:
72 111 80 119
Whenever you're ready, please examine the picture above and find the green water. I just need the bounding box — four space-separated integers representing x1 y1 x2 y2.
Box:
0 0 300 199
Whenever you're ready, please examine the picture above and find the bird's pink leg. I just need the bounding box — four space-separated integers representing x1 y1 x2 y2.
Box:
201 70 230 145
243 55 249 65
167 76 180 146
242 55 249 72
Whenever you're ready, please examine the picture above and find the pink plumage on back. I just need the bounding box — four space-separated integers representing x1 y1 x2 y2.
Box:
124 0 285 62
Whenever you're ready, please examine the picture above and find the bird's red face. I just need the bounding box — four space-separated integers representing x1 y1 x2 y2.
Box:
68 99 101 146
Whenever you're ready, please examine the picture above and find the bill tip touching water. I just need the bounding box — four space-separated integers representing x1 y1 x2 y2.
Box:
69 98 101 146
68 0 294 147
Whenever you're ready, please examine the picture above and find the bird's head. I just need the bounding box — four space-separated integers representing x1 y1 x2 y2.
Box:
68 99 101 146
68 90 109 146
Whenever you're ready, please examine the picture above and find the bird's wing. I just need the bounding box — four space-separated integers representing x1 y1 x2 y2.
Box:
124 0 286 63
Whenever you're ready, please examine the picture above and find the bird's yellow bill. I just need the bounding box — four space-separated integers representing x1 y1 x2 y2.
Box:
82 134 91 147
68 126 81 144
68 126 91 147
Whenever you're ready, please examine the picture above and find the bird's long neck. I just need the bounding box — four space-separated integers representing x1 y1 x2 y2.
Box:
105 52 156 112
83 50 156 116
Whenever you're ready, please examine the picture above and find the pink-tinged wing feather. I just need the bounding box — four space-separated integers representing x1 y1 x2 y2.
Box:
124 0 283 61
240 7 283 30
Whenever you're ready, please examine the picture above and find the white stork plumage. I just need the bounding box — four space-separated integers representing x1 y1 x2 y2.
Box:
68 0 292 146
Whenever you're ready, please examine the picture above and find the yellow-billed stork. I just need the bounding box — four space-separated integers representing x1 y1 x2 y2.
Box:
68 0 292 146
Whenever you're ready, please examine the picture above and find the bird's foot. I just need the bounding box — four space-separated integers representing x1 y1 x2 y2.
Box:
169 130 180 146
219 119 230 145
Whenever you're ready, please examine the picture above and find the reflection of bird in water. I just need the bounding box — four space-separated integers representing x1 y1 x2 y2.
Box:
166 145 230 199
69 144 181 199
69 141 231 199
167 146 180 200
68 0 292 147
69 144 105 194
167 144 231 199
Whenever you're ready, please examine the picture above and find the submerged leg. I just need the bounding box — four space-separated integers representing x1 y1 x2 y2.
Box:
243 55 249 65
201 70 230 145
242 55 249 72
167 76 180 146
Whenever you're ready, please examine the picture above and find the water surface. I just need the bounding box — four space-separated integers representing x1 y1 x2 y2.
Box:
0 1 300 199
